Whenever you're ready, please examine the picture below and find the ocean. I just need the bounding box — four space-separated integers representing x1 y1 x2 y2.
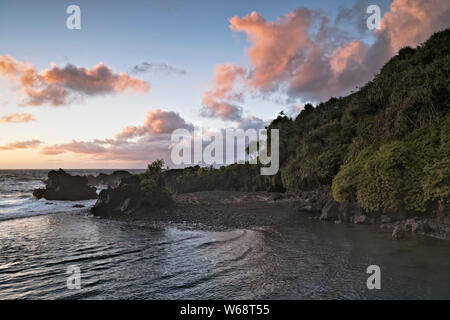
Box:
0 170 449 299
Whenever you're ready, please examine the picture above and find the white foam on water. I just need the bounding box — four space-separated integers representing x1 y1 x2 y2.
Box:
0 197 96 221
0 170 115 221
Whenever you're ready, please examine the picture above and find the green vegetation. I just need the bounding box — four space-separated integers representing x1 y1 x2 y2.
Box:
118 160 172 208
286 29 449 213
164 29 449 215
163 163 283 194
138 160 172 205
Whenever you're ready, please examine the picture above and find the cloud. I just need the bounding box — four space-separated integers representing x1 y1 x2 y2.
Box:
335 0 392 35
0 139 42 150
236 116 267 130
39 108 267 166
200 101 243 122
227 8 374 101
0 113 36 123
131 62 187 75
115 108 194 140
41 108 194 165
201 0 450 114
41 140 107 155
0 56 150 106
229 9 318 93
200 64 245 121
286 104 305 117
376 0 450 54
41 135 173 165
329 41 368 73
95 135 173 162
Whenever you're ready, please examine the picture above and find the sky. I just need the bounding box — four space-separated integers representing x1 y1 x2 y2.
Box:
0 0 449 169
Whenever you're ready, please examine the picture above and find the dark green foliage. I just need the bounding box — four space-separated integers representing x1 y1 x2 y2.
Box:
422 113 450 202
355 140 428 212
327 30 450 213
332 122 448 213
137 160 172 207
259 29 449 213
163 30 449 214
92 160 173 217
163 163 284 194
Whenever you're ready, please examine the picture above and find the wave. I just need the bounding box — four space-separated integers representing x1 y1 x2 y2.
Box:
0 201 95 221
0 169 123 221
0 194 96 222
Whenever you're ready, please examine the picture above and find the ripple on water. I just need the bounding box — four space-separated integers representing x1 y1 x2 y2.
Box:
0 212 450 299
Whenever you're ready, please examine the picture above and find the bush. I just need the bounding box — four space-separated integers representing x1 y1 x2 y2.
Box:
356 141 427 212
138 160 172 207
422 114 450 202
332 124 447 213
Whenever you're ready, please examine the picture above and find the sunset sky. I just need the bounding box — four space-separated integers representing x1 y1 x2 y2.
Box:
1 0 448 169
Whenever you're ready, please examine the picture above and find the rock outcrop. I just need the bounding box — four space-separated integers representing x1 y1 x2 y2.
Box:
392 226 406 240
319 199 363 223
33 169 97 201
292 186 331 212
87 170 132 187
317 195 450 240
91 173 173 218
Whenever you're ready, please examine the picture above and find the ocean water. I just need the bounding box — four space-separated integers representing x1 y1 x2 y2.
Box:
0 170 449 299
0 170 95 221
0 170 145 221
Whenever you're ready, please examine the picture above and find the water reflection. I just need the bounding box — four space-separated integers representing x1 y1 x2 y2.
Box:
0 212 449 299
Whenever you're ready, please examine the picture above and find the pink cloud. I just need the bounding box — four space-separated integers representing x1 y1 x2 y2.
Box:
229 9 316 92
0 56 150 106
201 0 449 114
41 135 173 164
330 41 368 73
0 139 42 150
39 108 267 165
41 140 107 155
0 113 36 123
228 8 373 100
378 0 450 54
116 109 194 140
200 64 245 121
40 109 194 165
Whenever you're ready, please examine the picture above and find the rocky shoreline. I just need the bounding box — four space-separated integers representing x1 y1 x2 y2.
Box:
287 188 450 241
92 186 450 241
32 169 450 241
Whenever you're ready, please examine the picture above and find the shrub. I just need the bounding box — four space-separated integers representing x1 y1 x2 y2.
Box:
138 160 172 207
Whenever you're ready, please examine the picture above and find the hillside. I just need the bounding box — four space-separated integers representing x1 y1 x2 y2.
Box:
170 29 449 216
275 29 449 214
